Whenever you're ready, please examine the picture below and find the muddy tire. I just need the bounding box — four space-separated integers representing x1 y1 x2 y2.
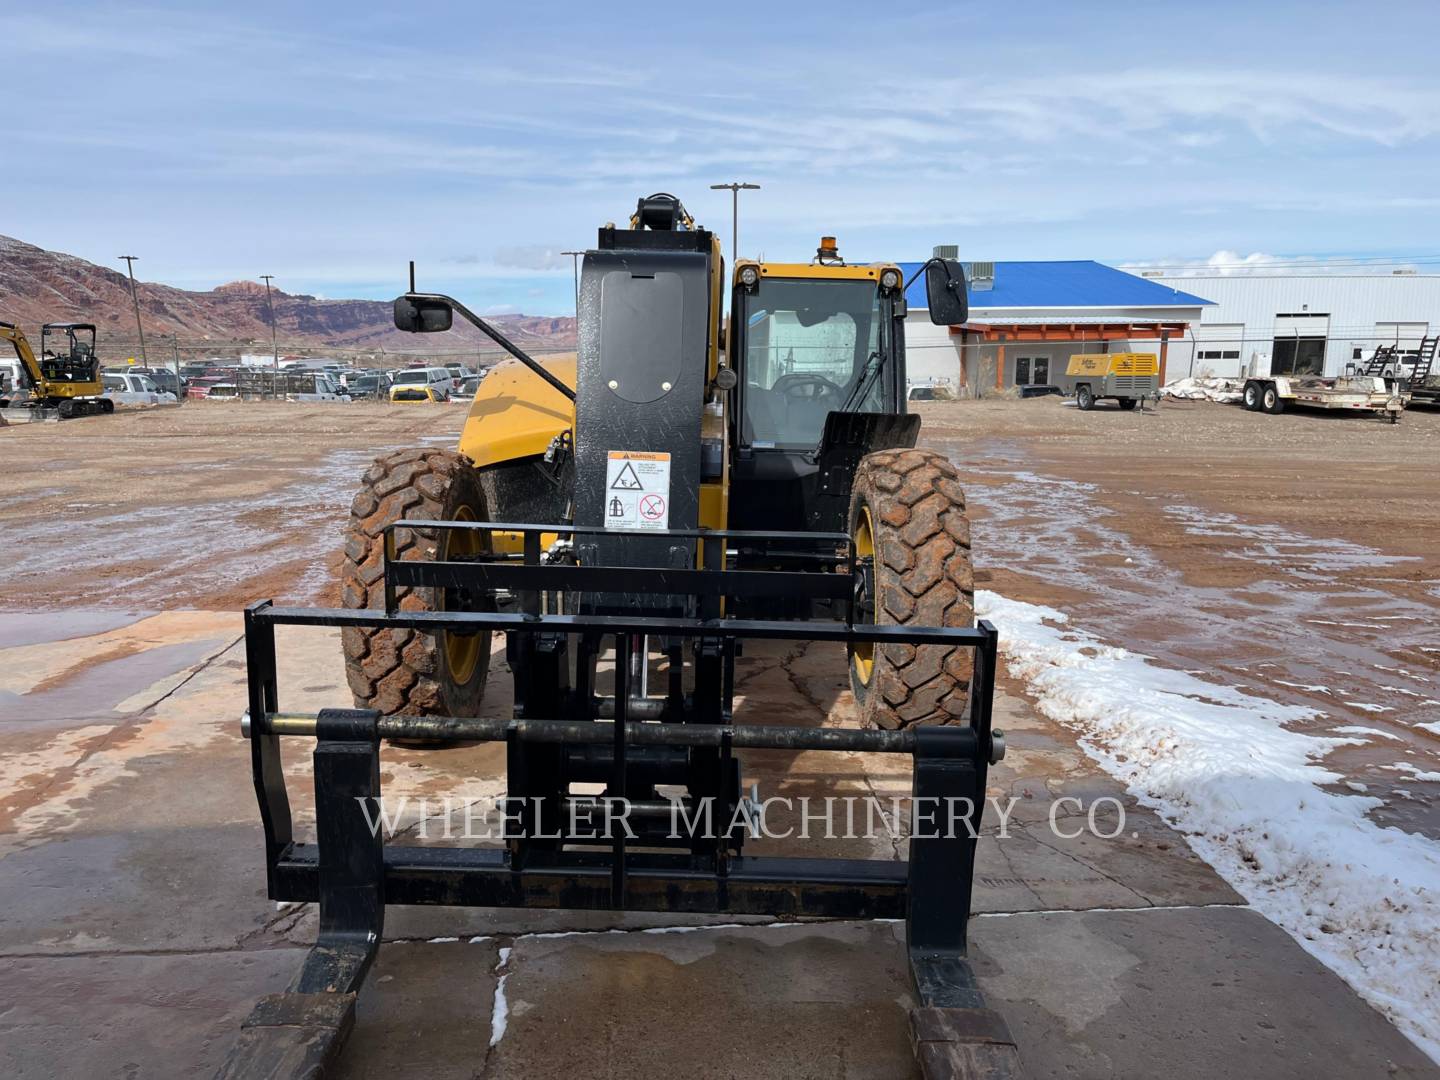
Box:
1262 383 1285 414
1117 397 1137 411
848 448 975 729
340 448 492 717
1243 381 1262 411
1076 385 1094 411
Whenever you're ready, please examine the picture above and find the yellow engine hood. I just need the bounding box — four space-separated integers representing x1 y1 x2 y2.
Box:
458 355 576 468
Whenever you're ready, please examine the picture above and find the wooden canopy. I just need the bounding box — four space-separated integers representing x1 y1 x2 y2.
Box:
952 321 1190 386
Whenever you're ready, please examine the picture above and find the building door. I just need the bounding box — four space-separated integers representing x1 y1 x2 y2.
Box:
1271 336 1326 375
1014 356 1051 385
1272 313 1329 376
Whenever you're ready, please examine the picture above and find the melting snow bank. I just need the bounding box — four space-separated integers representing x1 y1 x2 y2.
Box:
976 590 1440 1063
490 947 512 1047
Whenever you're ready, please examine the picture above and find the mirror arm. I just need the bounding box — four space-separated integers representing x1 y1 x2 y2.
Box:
406 291 577 403
902 256 948 293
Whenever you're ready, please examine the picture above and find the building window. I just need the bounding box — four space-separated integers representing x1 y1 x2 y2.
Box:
1015 357 1030 385
1197 350 1240 361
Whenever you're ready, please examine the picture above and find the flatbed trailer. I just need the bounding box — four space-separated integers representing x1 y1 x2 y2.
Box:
1241 374 1407 423
1410 378 1440 408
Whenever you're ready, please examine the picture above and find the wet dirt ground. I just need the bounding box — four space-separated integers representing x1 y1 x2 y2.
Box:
912 397 1440 838
2 397 1438 1077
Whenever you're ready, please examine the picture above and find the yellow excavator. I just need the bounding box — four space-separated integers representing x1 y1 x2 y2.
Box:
0 321 112 418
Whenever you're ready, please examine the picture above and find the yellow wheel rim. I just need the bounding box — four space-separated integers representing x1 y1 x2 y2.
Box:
852 506 875 686
441 504 485 685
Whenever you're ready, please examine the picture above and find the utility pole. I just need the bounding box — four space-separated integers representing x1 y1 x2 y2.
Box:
119 255 148 366
172 334 183 405
709 182 760 262
260 274 280 397
561 251 583 315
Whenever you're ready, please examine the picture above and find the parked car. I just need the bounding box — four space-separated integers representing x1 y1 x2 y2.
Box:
444 364 476 391
389 367 452 401
450 374 484 401
1 357 25 397
344 372 392 400
103 373 178 406
187 376 230 399
130 367 185 396
300 373 351 402
390 383 443 403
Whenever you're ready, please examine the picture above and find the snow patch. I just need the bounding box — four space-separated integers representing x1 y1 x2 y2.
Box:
976 590 1440 1063
1275 679 1332 695
490 974 510 1047
1333 726 1401 741
489 947 513 1047
1381 763 1440 783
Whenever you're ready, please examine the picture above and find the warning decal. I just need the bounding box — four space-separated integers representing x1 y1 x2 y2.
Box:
610 461 644 490
604 451 672 531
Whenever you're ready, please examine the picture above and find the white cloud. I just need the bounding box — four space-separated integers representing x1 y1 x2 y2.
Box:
1121 250 1425 277
494 246 572 272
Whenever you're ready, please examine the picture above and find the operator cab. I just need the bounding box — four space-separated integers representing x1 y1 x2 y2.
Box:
39 323 100 383
727 239 965 534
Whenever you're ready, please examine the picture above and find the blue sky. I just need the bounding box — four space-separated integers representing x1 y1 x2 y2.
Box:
6 1 1439 315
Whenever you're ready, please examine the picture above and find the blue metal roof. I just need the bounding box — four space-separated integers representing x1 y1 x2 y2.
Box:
900 260 1213 311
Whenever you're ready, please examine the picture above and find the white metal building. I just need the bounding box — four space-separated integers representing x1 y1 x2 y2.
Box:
1136 272 1440 379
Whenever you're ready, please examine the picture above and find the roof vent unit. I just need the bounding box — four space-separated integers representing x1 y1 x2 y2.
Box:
966 260 995 292
1140 270 1164 278
932 244 959 260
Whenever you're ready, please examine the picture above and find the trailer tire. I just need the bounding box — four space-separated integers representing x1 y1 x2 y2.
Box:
1076 385 1095 411
1262 383 1285 414
341 448 493 718
1243 381 1262 411
848 448 974 729
1117 397 1137 410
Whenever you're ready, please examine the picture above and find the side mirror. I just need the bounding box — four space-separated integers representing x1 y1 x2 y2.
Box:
925 259 968 326
393 295 454 333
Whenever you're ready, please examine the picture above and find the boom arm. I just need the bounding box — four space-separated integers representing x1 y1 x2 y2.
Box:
1 322 41 388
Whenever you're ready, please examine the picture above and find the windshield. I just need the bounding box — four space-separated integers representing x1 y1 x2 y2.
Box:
740 279 885 448
394 370 429 384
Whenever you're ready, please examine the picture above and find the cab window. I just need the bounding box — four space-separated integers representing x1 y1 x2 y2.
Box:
740 279 883 448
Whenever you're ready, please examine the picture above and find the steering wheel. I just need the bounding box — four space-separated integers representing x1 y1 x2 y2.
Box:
772 373 844 402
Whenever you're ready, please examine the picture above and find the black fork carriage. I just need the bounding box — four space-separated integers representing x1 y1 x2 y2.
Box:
222 522 1021 1080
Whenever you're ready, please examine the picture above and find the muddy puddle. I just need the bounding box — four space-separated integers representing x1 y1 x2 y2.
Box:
0 634 230 729
947 440 1440 838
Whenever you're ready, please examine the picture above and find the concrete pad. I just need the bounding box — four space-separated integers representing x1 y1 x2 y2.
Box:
1 614 1428 1078
334 940 500 1079
971 906 1439 1079
488 921 920 1080
0 947 305 1078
